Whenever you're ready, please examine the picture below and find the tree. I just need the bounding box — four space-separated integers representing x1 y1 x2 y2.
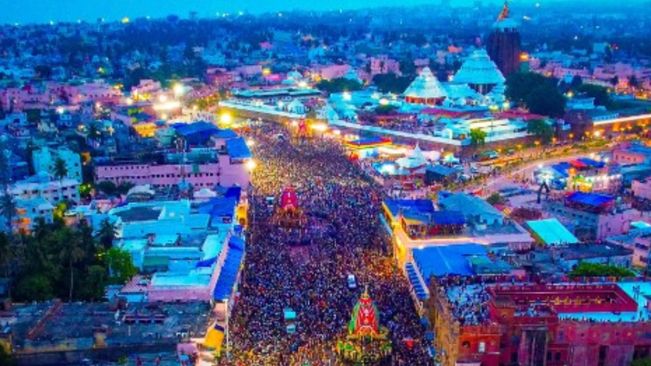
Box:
315 78 363 93
399 59 416 76
0 194 16 233
527 119 555 144
525 85 566 118
105 248 137 284
569 262 635 278
96 180 117 196
15 274 54 301
632 358 651 366
372 73 412 94
506 72 552 104
576 84 611 107
0 233 12 297
486 193 504 205
52 157 68 202
469 128 487 146
96 218 116 251
58 228 85 302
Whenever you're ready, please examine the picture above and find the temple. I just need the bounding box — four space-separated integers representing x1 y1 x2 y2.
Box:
337 289 392 364
403 67 447 105
452 49 506 94
486 1 521 77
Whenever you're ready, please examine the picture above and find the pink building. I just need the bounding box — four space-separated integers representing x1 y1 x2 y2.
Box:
369 55 401 76
633 179 651 201
95 155 249 189
612 149 647 165
311 64 350 80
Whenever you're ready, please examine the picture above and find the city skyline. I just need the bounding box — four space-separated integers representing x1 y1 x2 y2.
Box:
2 0 647 24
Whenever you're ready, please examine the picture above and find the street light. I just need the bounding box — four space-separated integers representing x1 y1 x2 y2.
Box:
223 297 230 360
246 159 257 172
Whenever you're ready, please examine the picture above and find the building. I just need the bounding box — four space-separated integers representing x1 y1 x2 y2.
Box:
543 192 641 240
486 2 521 77
94 144 251 190
452 49 506 94
428 281 651 366
32 146 82 181
9 174 80 205
403 67 447 105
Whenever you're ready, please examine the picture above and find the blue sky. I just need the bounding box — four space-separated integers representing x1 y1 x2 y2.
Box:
4 0 479 24
0 0 634 24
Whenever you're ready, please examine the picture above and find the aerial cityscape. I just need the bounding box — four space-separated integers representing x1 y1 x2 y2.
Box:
1 0 651 365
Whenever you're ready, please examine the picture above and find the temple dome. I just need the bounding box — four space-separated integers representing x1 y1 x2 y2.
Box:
453 49 506 86
403 67 447 101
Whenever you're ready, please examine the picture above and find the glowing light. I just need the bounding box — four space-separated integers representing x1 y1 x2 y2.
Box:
121 17 130 24
342 91 352 101
245 159 257 172
220 113 233 124
262 68 272 76
311 123 328 132
593 130 602 138
379 98 389 106
95 102 102 109
297 80 308 88
290 120 299 127
125 97 134 106
246 139 255 147
173 83 185 97
152 100 181 111
56 107 65 114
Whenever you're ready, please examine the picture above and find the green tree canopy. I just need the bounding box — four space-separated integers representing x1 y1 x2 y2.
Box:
316 78 363 93
527 119 555 144
576 84 611 108
569 262 635 278
372 73 412 94
469 128 487 146
506 72 566 117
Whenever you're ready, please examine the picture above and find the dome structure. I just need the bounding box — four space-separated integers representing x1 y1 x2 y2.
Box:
452 49 506 94
403 67 447 105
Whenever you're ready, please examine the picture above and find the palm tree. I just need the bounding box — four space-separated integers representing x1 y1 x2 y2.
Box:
96 218 116 251
51 157 68 203
58 229 85 302
0 232 12 297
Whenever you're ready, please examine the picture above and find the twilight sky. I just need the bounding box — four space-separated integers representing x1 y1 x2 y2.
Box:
0 0 636 24
4 0 478 24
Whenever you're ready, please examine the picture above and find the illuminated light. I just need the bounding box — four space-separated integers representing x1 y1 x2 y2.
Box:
262 68 272 76
379 98 389 106
290 120 299 127
311 123 328 132
160 113 168 120
277 101 285 109
593 130 602 138
519 52 530 62
332 129 341 136
297 80 308 88
95 102 102 109
121 17 130 24
566 91 574 98
152 100 181 111
342 91 352 101
192 105 198 111
173 83 185 97
245 159 257 172
125 97 134 106
220 113 233 124
379 163 396 175
246 139 255 147
56 107 65 114
158 95 168 103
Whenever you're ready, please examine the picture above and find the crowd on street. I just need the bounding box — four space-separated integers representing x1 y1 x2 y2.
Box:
220 124 431 365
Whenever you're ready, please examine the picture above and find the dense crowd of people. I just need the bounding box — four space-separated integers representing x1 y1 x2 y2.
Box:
220 124 431 365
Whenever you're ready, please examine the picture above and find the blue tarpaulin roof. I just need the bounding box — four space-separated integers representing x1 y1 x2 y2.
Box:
212 237 245 300
384 199 435 217
567 191 614 207
196 256 218 268
226 137 252 159
578 157 605 168
412 244 487 278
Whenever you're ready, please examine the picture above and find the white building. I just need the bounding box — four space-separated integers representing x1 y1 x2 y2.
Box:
32 146 82 181
9 174 81 205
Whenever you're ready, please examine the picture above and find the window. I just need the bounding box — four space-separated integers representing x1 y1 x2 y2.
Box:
478 342 486 353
